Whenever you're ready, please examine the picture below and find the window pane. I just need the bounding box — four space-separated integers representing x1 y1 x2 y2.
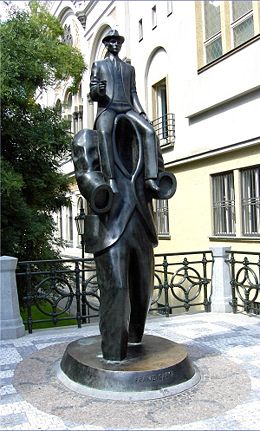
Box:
205 36 223 63
232 1 252 21
212 172 236 235
241 167 260 236
233 15 254 47
204 0 221 40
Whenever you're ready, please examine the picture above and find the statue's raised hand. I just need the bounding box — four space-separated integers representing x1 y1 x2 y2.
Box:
99 80 107 96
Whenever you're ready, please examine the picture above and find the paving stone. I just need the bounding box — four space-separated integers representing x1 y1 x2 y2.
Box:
0 313 259 430
0 413 28 428
0 349 23 366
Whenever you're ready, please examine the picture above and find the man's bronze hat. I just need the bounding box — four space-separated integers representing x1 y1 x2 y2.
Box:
102 29 125 44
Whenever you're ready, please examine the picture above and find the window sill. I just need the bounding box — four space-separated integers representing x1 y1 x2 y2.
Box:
161 141 174 151
158 234 171 240
209 236 260 243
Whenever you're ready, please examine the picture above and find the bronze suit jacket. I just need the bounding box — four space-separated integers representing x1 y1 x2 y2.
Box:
90 57 145 121
72 128 164 254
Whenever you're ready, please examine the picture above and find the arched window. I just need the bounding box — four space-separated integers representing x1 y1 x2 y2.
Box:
63 92 73 134
63 86 83 136
66 203 73 245
146 48 175 148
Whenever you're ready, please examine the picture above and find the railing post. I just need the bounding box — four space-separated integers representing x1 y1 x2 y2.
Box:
210 247 232 313
163 255 170 316
0 256 25 339
75 261 82 328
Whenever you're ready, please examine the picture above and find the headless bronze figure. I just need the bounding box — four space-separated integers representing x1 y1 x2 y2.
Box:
72 30 176 361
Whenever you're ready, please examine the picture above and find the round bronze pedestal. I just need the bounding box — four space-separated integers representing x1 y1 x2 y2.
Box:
60 335 197 397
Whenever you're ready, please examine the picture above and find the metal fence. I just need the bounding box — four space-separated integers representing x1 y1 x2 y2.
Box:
16 258 98 333
151 251 213 316
226 250 260 315
16 251 213 333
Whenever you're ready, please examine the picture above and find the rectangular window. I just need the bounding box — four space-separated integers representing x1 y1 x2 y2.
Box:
153 79 168 138
66 204 73 243
241 166 260 236
138 19 143 41
203 1 223 64
212 172 236 236
152 5 157 29
167 1 173 16
231 1 254 48
156 200 170 236
59 208 63 240
152 78 175 148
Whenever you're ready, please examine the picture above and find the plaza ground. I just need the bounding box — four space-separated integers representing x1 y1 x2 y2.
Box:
0 312 260 430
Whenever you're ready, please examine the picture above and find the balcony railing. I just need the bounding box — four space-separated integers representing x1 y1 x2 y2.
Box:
152 113 175 148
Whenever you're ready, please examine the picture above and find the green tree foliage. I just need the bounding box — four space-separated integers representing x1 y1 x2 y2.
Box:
1 1 86 261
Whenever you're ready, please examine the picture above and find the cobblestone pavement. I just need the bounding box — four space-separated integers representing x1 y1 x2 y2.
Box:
0 312 259 430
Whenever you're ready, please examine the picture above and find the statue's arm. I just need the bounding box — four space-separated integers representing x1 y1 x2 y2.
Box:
157 136 165 173
130 67 146 115
89 62 107 102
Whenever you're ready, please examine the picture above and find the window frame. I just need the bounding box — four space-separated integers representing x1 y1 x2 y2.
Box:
240 166 260 237
138 18 143 42
211 171 236 237
167 0 173 17
152 5 157 30
155 199 170 238
231 1 254 48
202 0 223 65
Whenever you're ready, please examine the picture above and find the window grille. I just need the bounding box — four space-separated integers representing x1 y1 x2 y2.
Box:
156 200 170 236
241 166 260 236
231 1 254 48
212 172 236 236
203 1 223 64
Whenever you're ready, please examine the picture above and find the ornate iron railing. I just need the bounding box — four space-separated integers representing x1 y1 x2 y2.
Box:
152 113 175 148
16 258 98 333
151 251 213 316
226 251 260 315
17 251 213 332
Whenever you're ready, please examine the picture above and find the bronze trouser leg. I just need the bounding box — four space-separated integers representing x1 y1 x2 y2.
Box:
96 109 158 180
94 210 154 361
126 110 158 179
95 110 117 179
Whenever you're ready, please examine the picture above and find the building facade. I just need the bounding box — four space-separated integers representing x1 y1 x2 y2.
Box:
43 0 260 257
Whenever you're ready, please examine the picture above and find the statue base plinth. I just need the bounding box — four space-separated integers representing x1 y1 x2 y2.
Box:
58 335 199 400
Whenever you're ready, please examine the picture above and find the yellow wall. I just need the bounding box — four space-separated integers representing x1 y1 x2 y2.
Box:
157 145 260 254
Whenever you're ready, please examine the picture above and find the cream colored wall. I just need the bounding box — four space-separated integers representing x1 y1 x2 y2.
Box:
157 146 260 254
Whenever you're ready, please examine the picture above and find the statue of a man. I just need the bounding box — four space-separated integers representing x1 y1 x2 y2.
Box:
72 29 176 361
89 29 160 195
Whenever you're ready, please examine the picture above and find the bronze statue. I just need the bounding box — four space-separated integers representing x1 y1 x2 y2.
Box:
72 29 176 361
